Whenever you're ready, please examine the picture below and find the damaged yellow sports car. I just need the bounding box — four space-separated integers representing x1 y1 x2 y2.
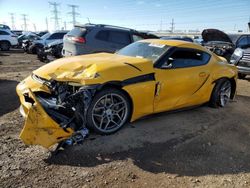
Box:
16 39 237 148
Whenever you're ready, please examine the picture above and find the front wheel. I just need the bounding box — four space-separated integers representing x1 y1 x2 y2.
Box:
86 88 131 134
209 79 232 108
0 41 10 51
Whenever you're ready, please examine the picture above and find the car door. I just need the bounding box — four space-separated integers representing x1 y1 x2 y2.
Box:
154 48 212 113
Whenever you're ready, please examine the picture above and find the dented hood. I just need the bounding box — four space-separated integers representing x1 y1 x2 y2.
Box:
33 53 154 84
202 29 233 43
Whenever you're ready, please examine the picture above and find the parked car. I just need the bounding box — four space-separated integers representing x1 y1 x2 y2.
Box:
28 30 68 54
62 24 159 57
11 30 23 36
16 39 237 148
0 29 18 50
18 32 40 46
229 34 250 79
0 24 11 30
37 40 63 62
35 31 49 37
161 36 194 42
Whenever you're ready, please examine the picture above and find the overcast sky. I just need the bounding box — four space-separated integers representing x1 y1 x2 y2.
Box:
0 0 249 32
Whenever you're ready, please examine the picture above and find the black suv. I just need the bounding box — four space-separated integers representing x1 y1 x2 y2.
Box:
62 24 159 57
230 34 250 79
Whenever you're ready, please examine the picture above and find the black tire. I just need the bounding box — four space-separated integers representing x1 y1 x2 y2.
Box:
238 73 246 79
209 78 232 108
0 41 11 51
86 88 131 135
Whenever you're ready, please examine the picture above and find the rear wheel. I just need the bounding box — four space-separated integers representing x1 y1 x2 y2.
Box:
0 41 10 51
209 78 232 108
86 88 131 134
238 73 246 79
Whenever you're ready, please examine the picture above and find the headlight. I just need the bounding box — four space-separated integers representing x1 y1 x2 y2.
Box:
233 48 243 57
230 48 244 64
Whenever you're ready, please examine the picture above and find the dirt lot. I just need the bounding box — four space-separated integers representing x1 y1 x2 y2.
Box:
0 49 250 188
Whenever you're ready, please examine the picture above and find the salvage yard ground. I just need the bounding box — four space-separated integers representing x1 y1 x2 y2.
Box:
0 49 250 188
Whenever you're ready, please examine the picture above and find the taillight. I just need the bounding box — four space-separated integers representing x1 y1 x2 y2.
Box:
68 36 86 43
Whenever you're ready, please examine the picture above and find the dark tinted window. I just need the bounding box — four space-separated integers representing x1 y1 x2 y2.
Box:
96 30 109 41
49 33 66 40
237 36 250 47
109 31 130 45
0 31 9 35
166 49 210 68
67 27 86 37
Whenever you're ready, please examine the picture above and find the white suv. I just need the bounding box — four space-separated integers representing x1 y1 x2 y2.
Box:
0 29 18 51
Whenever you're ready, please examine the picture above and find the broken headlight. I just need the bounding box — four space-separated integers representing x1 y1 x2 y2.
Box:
230 48 243 65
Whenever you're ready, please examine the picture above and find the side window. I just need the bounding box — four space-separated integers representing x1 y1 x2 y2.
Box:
0 31 9 35
165 49 210 68
108 31 131 45
49 33 65 40
237 36 248 47
95 30 109 41
132 34 144 42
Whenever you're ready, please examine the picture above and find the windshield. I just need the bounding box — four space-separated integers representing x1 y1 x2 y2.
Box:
41 33 50 40
117 41 169 63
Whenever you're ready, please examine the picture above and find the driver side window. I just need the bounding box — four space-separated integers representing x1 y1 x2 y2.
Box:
163 49 210 69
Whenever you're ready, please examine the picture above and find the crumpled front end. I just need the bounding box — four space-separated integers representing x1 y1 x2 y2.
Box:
16 74 95 148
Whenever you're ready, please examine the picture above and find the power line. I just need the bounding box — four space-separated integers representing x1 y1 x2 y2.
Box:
21 14 28 31
49 2 60 30
9 13 16 30
68 4 80 26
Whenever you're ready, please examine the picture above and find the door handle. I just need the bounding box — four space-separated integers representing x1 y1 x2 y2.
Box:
199 72 207 77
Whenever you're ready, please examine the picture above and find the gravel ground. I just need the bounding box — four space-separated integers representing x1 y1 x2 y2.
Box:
0 49 250 188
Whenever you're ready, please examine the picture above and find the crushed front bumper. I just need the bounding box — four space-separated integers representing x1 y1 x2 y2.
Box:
16 77 74 148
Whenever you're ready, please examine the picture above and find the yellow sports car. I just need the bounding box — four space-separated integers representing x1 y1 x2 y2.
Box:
16 39 237 148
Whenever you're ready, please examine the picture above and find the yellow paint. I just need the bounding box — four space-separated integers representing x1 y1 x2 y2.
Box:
19 89 73 148
16 39 238 148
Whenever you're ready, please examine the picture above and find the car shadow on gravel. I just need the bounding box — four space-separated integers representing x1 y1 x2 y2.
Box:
0 79 19 116
45 95 250 177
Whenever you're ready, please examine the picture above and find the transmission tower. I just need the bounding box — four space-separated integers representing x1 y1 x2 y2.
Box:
170 18 175 33
68 4 80 26
45 17 49 31
21 14 28 31
49 2 60 30
9 13 16 30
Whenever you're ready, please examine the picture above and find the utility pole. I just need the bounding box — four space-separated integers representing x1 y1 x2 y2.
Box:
33 23 37 32
170 18 175 33
49 2 60 30
87 17 91 24
68 4 80 27
45 17 49 31
64 21 67 30
160 19 162 31
9 13 16 30
21 14 28 31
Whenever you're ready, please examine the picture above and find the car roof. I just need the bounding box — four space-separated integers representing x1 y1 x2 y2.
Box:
52 30 69 34
140 39 208 52
75 23 136 32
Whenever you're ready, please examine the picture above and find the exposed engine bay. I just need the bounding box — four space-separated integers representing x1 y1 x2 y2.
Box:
201 29 235 61
31 74 97 146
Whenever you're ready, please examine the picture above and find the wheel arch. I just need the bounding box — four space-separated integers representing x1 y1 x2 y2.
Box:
212 76 236 99
97 82 134 121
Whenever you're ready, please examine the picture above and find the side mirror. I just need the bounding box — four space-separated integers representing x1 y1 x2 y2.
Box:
161 57 173 69
162 62 173 69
